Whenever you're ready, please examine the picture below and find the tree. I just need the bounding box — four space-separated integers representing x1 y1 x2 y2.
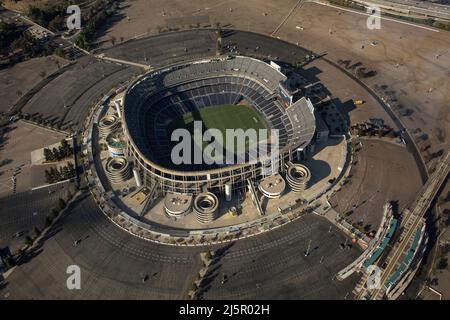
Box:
67 162 75 173
3 255 15 269
60 139 72 157
355 67 366 79
34 227 41 237
44 148 54 161
48 15 64 32
17 248 25 258
58 198 66 211
204 251 213 262
45 215 53 228
45 169 53 184
52 147 61 161
61 165 70 179
49 209 59 220
25 235 34 246
377 129 384 138
438 257 448 270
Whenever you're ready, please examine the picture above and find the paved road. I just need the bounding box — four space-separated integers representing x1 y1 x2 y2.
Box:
1 193 360 299
351 0 450 21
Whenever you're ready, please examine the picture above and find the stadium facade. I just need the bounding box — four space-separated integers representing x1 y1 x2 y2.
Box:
120 56 316 197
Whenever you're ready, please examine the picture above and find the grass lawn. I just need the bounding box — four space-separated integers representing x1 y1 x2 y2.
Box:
168 104 270 153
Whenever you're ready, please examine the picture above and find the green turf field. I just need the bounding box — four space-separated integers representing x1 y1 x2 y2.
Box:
168 104 270 152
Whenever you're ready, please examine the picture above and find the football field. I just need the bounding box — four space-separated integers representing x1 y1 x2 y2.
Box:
168 104 270 150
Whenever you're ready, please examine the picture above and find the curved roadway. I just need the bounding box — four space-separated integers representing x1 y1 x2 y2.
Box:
2 193 360 299
1 28 429 300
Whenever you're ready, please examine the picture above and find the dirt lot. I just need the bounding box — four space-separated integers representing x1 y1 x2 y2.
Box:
95 0 296 45
299 58 397 129
281 2 450 171
0 121 67 197
99 0 449 173
0 55 69 114
329 138 423 233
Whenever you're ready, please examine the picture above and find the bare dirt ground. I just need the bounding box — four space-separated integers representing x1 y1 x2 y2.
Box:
281 2 450 171
299 59 397 129
95 0 296 45
99 0 449 172
0 55 69 114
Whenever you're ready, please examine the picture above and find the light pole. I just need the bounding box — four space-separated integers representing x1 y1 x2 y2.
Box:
304 239 312 257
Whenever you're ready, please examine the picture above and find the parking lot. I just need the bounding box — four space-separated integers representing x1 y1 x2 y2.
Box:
1 194 360 299
329 139 423 233
0 181 70 254
20 56 142 132
0 121 67 197
201 214 361 299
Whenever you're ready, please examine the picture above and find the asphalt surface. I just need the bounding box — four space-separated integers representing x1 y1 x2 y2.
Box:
1 193 360 299
20 56 141 131
102 29 217 67
220 30 311 65
200 214 360 299
0 182 70 254
0 29 419 300
101 29 312 69
329 139 423 232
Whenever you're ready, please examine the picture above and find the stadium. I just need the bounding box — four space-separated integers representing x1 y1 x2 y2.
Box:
120 55 317 199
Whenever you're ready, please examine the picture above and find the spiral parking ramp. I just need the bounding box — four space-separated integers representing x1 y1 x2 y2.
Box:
98 115 120 137
193 192 219 224
286 164 311 192
105 157 131 183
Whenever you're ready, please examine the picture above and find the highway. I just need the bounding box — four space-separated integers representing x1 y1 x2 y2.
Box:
350 0 450 21
357 151 450 299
